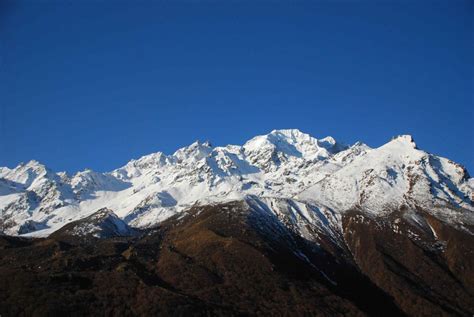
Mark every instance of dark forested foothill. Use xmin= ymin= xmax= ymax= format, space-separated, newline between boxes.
xmin=1 ymin=202 xmax=473 ymax=316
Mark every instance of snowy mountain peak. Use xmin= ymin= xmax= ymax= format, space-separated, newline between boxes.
xmin=269 ymin=128 xmax=310 ymax=139
xmin=299 ymin=133 xmax=473 ymax=223
xmin=387 ymin=134 xmax=417 ymax=148
xmin=173 ymin=140 xmax=213 ymax=162
xmin=112 ymin=152 xmax=168 ymax=180
xmin=244 ymin=129 xmax=347 ymax=161
xmin=24 ymin=160 xmax=44 ymax=168
xmin=1 ymin=129 xmax=472 ymax=237
xmin=352 ymin=141 xmax=368 ymax=148
xmin=21 ymin=160 xmax=48 ymax=174
xmin=0 ymin=159 xmax=54 ymax=189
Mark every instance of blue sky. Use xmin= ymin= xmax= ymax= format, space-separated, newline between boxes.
xmin=1 ymin=0 xmax=472 ymax=173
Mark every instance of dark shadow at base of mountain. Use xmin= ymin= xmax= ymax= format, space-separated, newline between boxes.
xmin=0 ymin=201 xmax=473 ymax=316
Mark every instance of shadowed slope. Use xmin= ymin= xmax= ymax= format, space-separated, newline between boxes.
xmin=0 ymin=201 xmax=404 ymax=316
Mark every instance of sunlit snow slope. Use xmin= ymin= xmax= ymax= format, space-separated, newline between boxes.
xmin=0 ymin=129 xmax=472 ymax=236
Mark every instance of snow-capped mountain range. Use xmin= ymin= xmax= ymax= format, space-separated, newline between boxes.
xmin=1 ymin=129 xmax=473 ymax=237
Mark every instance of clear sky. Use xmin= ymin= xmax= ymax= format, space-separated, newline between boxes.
xmin=1 ymin=0 xmax=472 ymax=173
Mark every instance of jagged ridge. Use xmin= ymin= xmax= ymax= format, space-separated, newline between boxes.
xmin=0 ymin=129 xmax=472 ymax=237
